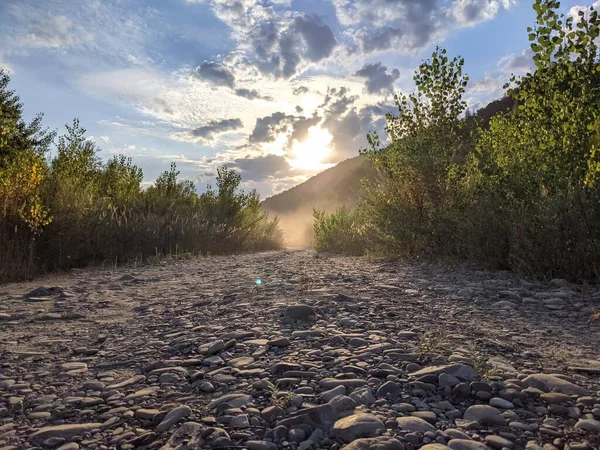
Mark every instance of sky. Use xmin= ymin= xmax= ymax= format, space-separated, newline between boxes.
xmin=0 ymin=0 xmax=597 ymax=197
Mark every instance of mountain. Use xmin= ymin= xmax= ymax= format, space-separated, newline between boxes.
xmin=261 ymin=155 xmax=376 ymax=247
xmin=262 ymin=155 xmax=375 ymax=214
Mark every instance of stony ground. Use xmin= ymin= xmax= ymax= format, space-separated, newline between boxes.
xmin=1 ymin=250 xmax=600 ymax=450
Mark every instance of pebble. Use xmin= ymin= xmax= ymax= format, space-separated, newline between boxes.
xmin=1 ymin=251 xmax=598 ymax=450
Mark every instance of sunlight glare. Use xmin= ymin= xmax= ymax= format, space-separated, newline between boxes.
xmin=289 ymin=126 xmax=333 ymax=171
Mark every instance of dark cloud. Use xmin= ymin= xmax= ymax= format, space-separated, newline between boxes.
xmin=355 ymin=62 xmax=400 ymax=94
xmin=288 ymin=114 xmax=321 ymax=147
xmin=354 ymin=26 xmax=405 ymax=53
xmin=235 ymin=88 xmax=273 ymax=101
xmin=334 ymin=0 xmax=508 ymax=54
xmin=293 ymin=86 xmax=309 ymax=95
xmin=232 ymin=154 xmax=292 ymax=181
xmin=320 ymin=87 xmax=358 ymax=116
xmin=252 ymin=13 xmax=337 ymax=78
xmin=337 ymin=0 xmax=440 ymax=53
xmin=192 ymin=118 xmax=243 ymax=140
xmin=319 ymin=89 xmax=395 ymax=162
xmin=249 ymin=112 xmax=295 ymax=143
xmin=195 ymin=61 xmax=235 ymax=88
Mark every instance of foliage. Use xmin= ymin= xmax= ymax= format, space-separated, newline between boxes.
xmin=314 ymin=1 xmax=600 ymax=283
xmin=313 ymin=207 xmax=366 ymax=255
xmin=0 ymin=71 xmax=282 ymax=282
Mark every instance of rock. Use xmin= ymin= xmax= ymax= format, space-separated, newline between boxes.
xmin=420 ymin=445 xmax=452 ymax=450
xmin=574 ymin=419 xmax=600 ymax=433
xmin=228 ymin=356 xmax=255 ymax=368
xmin=247 ymin=441 xmax=279 ymax=450
xmin=376 ymin=381 xmax=402 ymax=398
xmin=160 ymin=422 xmax=203 ymax=450
xmin=320 ymin=378 xmax=367 ymax=390
xmin=396 ymin=416 xmax=436 ymax=433
xmin=332 ymin=414 xmax=386 ymax=443
xmin=268 ymin=336 xmax=291 ymax=346
xmin=207 ymin=394 xmax=253 ymax=409
xmin=277 ymin=404 xmax=337 ymax=430
xmin=463 ymin=405 xmax=505 ymax=425
xmin=285 ymin=304 xmax=315 ymax=321
xmin=28 ymin=423 xmax=103 ymax=444
xmin=409 ymin=364 xmax=476 ymax=381
xmin=329 ymin=395 xmax=358 ymax=415
xmin=349 ymin=387 xmax=376 ymax=407
xmin=207 ymin=340 xmax=225 ymax=354
xmin=156 ymin=405 xmax=192 ymax=433
xmin=342 ymin=436 xmax=405 ymax=450
xmin=262 ymin=405 xmax=285 ymax=423
xmin=485 ymin=435 xmax=514 ymax=449
xmin=489 ymin=397 xmax=514 ymax=409
xmin=447 ymin=439 xmax=488 ymax=450
xmin=491 ymin=301 xmax=517 ymax=309
xmin=540 ymin=393 xmax=572 ymax=405
xmin=321 ymin=385 xmax=346 ymax=401
xmin=521 ymin=373 xmax=589 ymax=396
xmin=57 ymin=444 xmax=79 ymax=450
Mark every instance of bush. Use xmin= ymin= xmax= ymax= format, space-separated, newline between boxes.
xmin=313 ymin=207 xmax=366 ymax=255
xmin=315 ymin=0 xmax=600 ymax=284
xmin=0 ymin=71 xmax=282 ymax=282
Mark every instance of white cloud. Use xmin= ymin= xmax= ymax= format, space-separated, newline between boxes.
xmin=449 ymin=0 xmax=515 ymax=27
xmin=497 ymin=48 xmax=533 ymax=74
xmin=19 ymin=15 xmax=93 ymax=49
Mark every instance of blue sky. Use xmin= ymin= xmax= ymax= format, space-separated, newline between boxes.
xmin=0 ymin=0 xmax=596 ymax=196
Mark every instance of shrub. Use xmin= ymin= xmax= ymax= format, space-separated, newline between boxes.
xmin=315 ymin=1 xmax=600 ymax=283
xmin=313 ymin=207 xmax=366 ymax=255
xmin=0 ymin=71 xmax=282 ymax=282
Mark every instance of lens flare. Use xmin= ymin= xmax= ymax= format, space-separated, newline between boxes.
xmin=256 ymin=279 xmax=262 ymax=286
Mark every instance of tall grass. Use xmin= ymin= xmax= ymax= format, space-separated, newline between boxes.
xmin=0 ymin=74 xmax=282 ymax=283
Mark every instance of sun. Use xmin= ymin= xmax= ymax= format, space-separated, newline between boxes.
xmin=289 ymin=126 xmax=333 ymax=171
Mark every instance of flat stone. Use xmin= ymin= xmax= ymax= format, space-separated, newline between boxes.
xmin=448 ymin=440 xmax=488 ymax=450
xmin=489 ymin=397 xmax=514 ymax=409
xmin=463 ymin=405 xmax=505 ymax=425
xmin=521 ymin=373 xmax=589 ymax=396
xmin=342 ymin=436 xmax=405 ymax=450
xmin=228 ymin=357 xmax=254 ymax=368
xmin=28 ymin=423 xmax=103 ymax=444
xmin=409 ymin=364 xmax=476 ymax=381
xmin=574 ymin=419 xmax=600 ymax=433
xmin=485 ymin=435 xmax=514 ymax=449
xmin=207 ymin=394 xmax=253 ymax=409
xmin=156 ymin=405 xmax=192 ymax=433
xmin=332 ymin=414 xmax=385 ymax=443
xmin=285 ymin=304 xmax=315 ymax=321
xmin=320 ymin=378 xmax=367 ymax=389
xmin=396 ymin=416 xmax=436 ymax=433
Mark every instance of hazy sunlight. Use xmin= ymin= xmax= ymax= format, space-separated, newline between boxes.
xmin=289 ymin=126 xmax=333 ymax=171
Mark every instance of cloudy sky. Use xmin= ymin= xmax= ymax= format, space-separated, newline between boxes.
xmin=0 ymin=0 xmax=595 ymax=197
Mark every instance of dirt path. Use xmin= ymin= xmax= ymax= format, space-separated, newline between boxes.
xmin=1 ymin=251 xmax=599 ymax=450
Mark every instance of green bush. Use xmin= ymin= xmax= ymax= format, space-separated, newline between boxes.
xmin=315 ymin=0 xmax=600 ymax=284
xmin=0 ymin=71 xmax=282 ymax=282
xmin=313 ymin=207 xmax=366 ymax=255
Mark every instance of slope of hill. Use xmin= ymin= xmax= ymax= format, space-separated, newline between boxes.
xmin=261 ymin=156 xmax=376 ymax=247
xmin=262 ymin=155 xmax=375 ymax=214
